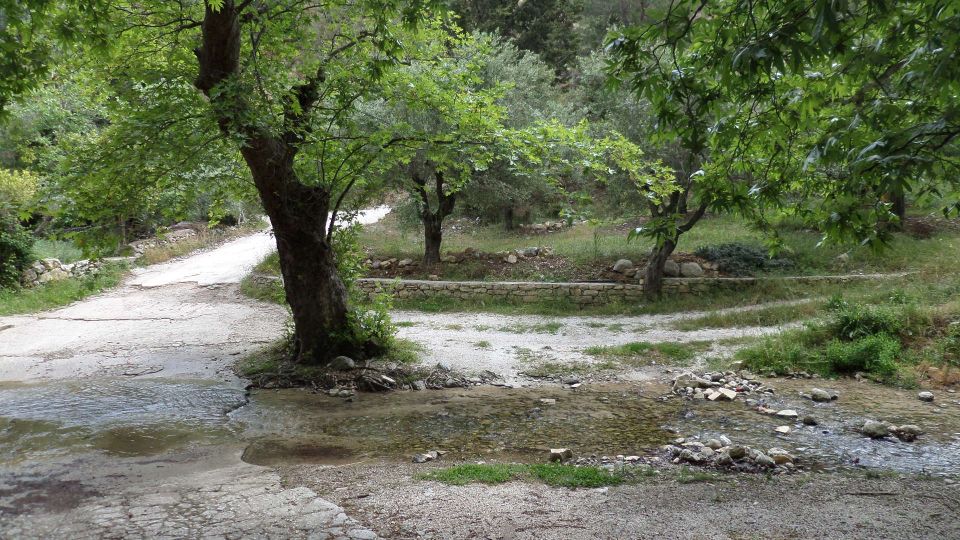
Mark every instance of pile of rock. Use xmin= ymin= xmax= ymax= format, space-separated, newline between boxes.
xmin=609 ymin=258 xmax=707 ymax=279
xmin=860 ymin=420 xmax=923 ymax=442
xmin=519 ymin=221 xmax=568 ymax=234
xmin=128 ymin=227 xmax=198 ymax=256
xmin=671 ymin=370 xmax=774 ymax=400
xmin=664 ymin=437 xmax=797 ymax=472
xmin=20 ymin=258 xmax=103 ymax=288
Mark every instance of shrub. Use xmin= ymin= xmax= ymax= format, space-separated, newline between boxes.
xmin=694 ymin=243 xmax=792 ymax=277
xmin=825 ymin=333 xmax=901 ymax=379
xmin=830 ymin=303 xmax=905 ymax=340
xmin=0 ymin=168 xmax=39 ymax=212
xmin=0 ymin=208 xmax=33 ymax=288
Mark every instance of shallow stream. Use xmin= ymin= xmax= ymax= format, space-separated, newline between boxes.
xmin=1 ymin=377 xmax=958 ymax=477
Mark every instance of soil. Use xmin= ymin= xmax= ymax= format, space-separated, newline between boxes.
xmin=282 ymin=461 xmax=960 ymax=540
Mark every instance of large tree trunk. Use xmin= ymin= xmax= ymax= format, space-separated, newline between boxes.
xmin=642 ymin=238 xmax=677 ymax=301
xmin=423 ymin=212 xmax=443 ymax=266
xmin=240 ymin=137 xmax=370 ymax=364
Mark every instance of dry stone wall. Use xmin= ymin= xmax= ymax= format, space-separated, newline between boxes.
xmin=355 ymin=273 xmax=901 ymax=305
xmin=21 ymin=258 xmax=103 ymax=288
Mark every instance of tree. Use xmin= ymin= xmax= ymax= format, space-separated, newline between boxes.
xmin=607 ymin=0 xmax=960 ymax=298
xmin=0 ymin=0 xmax=110 ymax=117
xmin=447 ymin=0 xmax=583 ymax=74
xmin=372 ymin=30 xmax=507 ymax=265
xmin=96 ymin=0 xmax=440 ymax=364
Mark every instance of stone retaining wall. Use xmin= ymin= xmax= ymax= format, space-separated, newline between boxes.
xmin=354 ymin=273 xmax=906 ymax=305
xmin=21 ymin=258 xmax=103 ymax=288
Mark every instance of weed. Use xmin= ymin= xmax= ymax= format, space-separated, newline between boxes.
xmin=417 ymin=464 xmax=525 ymax=486
xmin=475 ymin=340 xmax=492 ymax=348
xmin=0 ymin=262 xmax=126 ymax=316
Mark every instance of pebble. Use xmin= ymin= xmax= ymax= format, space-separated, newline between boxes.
xmin=776 ymin=409 xmax=799 ymax=418
xmin=918 ymin=391 xmax=935 ymax=402
xmin=802 ymin=415 xmax=819 ymax=426
xmin=775 ymin=425 xmax=792 ymax=434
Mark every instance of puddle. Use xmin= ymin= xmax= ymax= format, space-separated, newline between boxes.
xmin=234 ymin=386 xmax=680 ymax=464
xmin=0 ymin=378 xmax=246 ymax=463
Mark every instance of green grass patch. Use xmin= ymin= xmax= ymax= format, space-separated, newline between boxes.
xmin=584 ymin=341 xmax=711 ymax=366
xmin=0 ymin=262 xmax=126 ymax=316
xmin=529 ymin=463 xmax=624 ymax=488
xmin=475 ymin=340 xmax=491 ymax=348
xmin=670 ymin=301 xmax=822 ymax=331
xmin=418 ymin=463 xmax=623 ymax=488
xmin=736 ymin=288 xmax=958 ymax=384
xmin=417 ymin=464 xmax=526 ymax=485
xmin=32 ymin=239 xmax=85 ymax=263
xmin=497 ymin=321 xmax=564 ymax=334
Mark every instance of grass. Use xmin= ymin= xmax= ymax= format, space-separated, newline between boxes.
xmin=0 ymin=262 xmax=127 ymax=316
xmin=417 ymin=463 xmax=624 ymax=488
xmin=497 ymin=321 xmax=564 ymax=334
xmin=475 ymin=340 xmax=492 ymax=348
xmin=735 ymin=281 xmax=960 ymax=384
xmin=584 ymin=341 xmax=712 ymax=366
xmin=360 ymin=211 xmax=960 ymax=278
xmin=669 ymin=301 xmax=822 ymax=331
xmin=32 ymin=239 xmax=85 ymax=263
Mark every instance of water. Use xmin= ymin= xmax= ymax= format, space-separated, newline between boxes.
xmin=0 ymin=378 xmax=245 ymax=463
xmin=1 ymin=377 xmax=958 ymax=477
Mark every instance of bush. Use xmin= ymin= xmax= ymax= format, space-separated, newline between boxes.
xmin=0 ymin=208 xmax=33 ymax=288
xmin=694 ymin=243 xmax=792 ymax=277
xmin=0 ymin=168 xmax=39 ymax=211
xmin=825 ymin=333 xmax=901 ymax=379
xmin=828 ymin=302 xmax=926 ymax=340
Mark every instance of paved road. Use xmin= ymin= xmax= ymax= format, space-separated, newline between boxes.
xmin=0 ymin=209 xmax=389 ymax=539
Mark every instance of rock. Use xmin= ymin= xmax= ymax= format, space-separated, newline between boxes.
xmin=427 ymin=274 xmax=440 ymax=280
xmin=861 ymin=420 xmax=889 ymax=439
xmin=337 ymin=389 xmax=353 ymax=398
xmin=774 ymin=425 xmax=792 ymax=435
xmin=810 ymin=388 xmax=832 ymax=402
xmin=412 ymin=380 xmax=427 ymax=391
xmin=440 ymin=255 xmax=458 ymax=264
xmin=802 ymin=415 xmax=819 ymax=426
xmin=894 ymin=424 xmax=922 ymax=442
xmin=767 ymin=448 xmax=794 ymax=465
xmin=719 ymin=435 xmax=732 ymax=446
xmin=700 ymin=447 xmax=715 ymax=458
xmin=539 ymin=398 xmax=557 ymax=405
xmin=663 ymin=260 xmax=681 ymax=277
xmin=727 ymin=446 xmax=747 ymax=460
xmin=328 ymin=356 xmax=356 ymax=370
xmin=754 ymin=453 xmax=776 ymax=468
xmin=412 ymin=453 xmax=435 ymax=463
xmin=41 ymin=258 xmax=61 ymax=270
xmin=679 ymin=262 xmax=704 ymax=277
xmin=679 ymin=449 xmax=704 ymax=463
xmin=705 ymin=439 xmax=723 ymax=450
xmin=371 ymin=261 xmax=382 ymax=269
xmin=398 ymin=258 xmax=414 ymax=268
xmin=717 ymin=388 xmax=737 ymax=400
xmin=379 ymin=260 xmax=392 ymax=269
xmin=549 ymin=448 xmax=573 ymax=463
xmin=775 ymin=409 xmax=799 ymax=419
xmin=716 ymin=452 xmax=733 ymax=466
xmin=562 ymin=376 xmax=581 ymax=385
xmin=673 ymin=372 xmax=712 ymax=390
xmin=612 ymin=259 xmax=634 ymax=273
xmin=918 ymin=391 xmax=935 ymax=402
xmin=21 ymin=268 xmax=37 ymax=283
xmin=505 ymin=254 xmax=518 ymax=264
